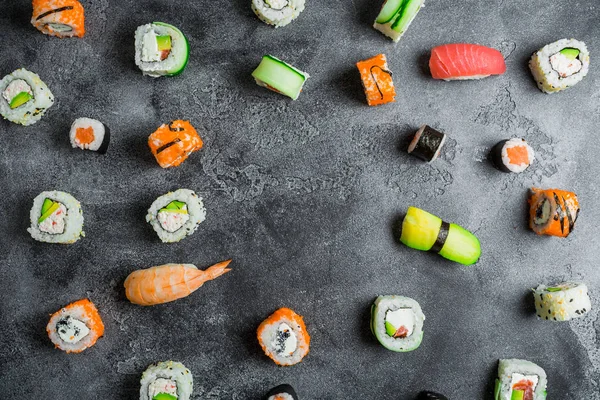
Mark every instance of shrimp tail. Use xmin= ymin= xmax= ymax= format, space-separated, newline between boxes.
xmin=204 ymin=259 xmax=232 ymax=280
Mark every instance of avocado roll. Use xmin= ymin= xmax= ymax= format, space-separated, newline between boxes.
xmin=0 ymin=68 xmax=54 ymax=126
xmin=400 ymin=206 xmax=481 ymax=265
xmin=46 ymin=298 xmax=104 ymax=353
xmin=252 ymin=55 xmax=309 ymax=100
xmin=252 ymin=0 xmax=305 ymax=27
xmin=529 ymin=39 xmax=589 ymax=93
xmin=264 ymin=384 xmax=299 ymax=400
xmin=370 ymin=295 xmax=425 ymax=352
xmin=490 ymin=138 xmax=535 ymax=173
xmin=373 ymin=0 xmax=424 ymax=42
xmin=146 ymin=189 xmax=206 ymax=243
xmin=417 ymin=392 xmax=448 ymax=400
xmin=534 ymin=282 xmax=591 ymax=321
xmin=528 ymin=188 xmax=579 ymax=238
xmin=495 ymin=359 xmax=547 ymax=400
xmin=69 ymin=117 xmax=110 ymax=154
xmin=408 ymin=125 xmax=446 ymax=163
xmin=135 ymin=22 xmax=189 ymax=77
xmin=28 ymin=191 xmax=84 ymax=244
xmin=140 ymin=361 xmax=193 ymax=400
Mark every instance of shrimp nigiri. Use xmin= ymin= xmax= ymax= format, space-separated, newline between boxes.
xmin=124 ymin=260 xmax=231 ymax=306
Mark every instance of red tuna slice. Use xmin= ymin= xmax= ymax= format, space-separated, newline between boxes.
xmin=429 ymin=43 xmax=506 ymax=80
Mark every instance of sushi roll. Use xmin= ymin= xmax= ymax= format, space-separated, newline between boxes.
xmin=148 ymin=120 xmax=203 ymax=168
xmin=31 ymin=0 xmax=85 ymax=38
xmin=429 ymin=44 xmax=506 ymax=81
xmin=356 ymin=54 xmax=395 ymax=106
xmin=257 ymin=307 xmax=310 ymax=366
xmin=252 ymin=55 xmax=309 ymax=100
xmin=264 ymin=384 xmax=299 ymax=400
xmin=46 ymin=298 xmax=104 ymax=353
xmin=529 ymin=188 xmax=579 ymax=238
xmin=69 ymin=117 xmax=110 ymax=154
xmin=0 ymin=68 xmax=54 ymax=126
xmin=416 ymin=392 xmax=448 ymax=400
xmin=529 ymin=39 xmax=589 ymax=93
xmin=135 ymin=22 xmax=190 ymax=77
xmin=533 ymin=282 xmax=591 ymax=321
xmin=373 ymin=0 xmax=424 ymax=42
xmin=140 ymin=361 xmax=193 ymax=400
xmin=490 ymin=138 xmax=535 ymax=173
xmin=146 ymin=189 xmax=206 ymax=243
xmin=370 ymin=295 xmax=425 ymax=352
xmin=494 ymin=359 xmax=547 ymax=400
xmin=252 ymin=0 xmax=305 ymax=28
xmin=399 ymin=206 xmax=481 ymax=266
xmin=28 ymin=191 xmax=84 ymax=244
xmin=408 ymin=125 xmax=446 ymax=163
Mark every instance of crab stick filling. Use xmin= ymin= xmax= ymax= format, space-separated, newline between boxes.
xmin=38 ymin=200 xmax=67 ymax=235
xmin=148 ymin=378 xmax=178 ymax=400
xmin=510 ymin=373 xmax=538 ymax=400
xmin=272 ymin=323 xmax=297 ymax=357
xmin=550 ymin=48 xmax=582 ymax=78
xmin=157 ymin=201 xmax=189 ymax=232
xmin=55 ymin=315 xmax=90 ymax=344
xmin=385 ymin=308 xmax=415 ymax=338
xmin=2 ymin=79 xmax=33 ymax=109
xmin=141 ymin=30 xmax=172 ymax=62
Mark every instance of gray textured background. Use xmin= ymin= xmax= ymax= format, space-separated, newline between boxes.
xmin=0 ymin=0 xmax=599 ymax=398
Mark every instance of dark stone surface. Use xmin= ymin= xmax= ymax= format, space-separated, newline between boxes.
xmin=1 ymin=0 xmax=599 ymax=398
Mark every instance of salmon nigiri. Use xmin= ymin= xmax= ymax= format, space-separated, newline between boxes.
xmin=124 ymin=260 xmax=231 ymax=306
xmin=429 ymin=43 xmax=506 ymax=81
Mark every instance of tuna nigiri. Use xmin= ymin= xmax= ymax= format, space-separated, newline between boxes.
xmin=124 ymin=260 xmax=231 ymax=306
xmin=429 ymin=43 xmax=506 ymax=81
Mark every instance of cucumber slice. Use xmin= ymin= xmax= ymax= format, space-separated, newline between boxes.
xmin=510 ymin=390 xmax=525 ymax=400
xmin=252 ymin=55 xmax=307 ymax=100
xmin=375 ymin=0 xmax=405 ymax=24
xmin=41 ymin=198 xmax=54 ymax=215
xmin=438 ymin=223 xmax=481 ymax=265
xmin=9 ymin=91 xmax=33 ymax=109
xmin=38 ymin=201 xmax=60 ymax=223
xmin=153 ymin=394 xmax=177 ymax=400
xmin=391 ymin=0 xmax=422 ymax=32
xmin=560 ymin=48 xmax=580 ymax=60
xmin=494 ymin=379 xmax=501 ymax=400
xmin=400 ymin=206 xmax=443 ymax=251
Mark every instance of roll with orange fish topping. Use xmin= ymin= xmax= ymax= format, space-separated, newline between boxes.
xmin=356 ymin=54 xmax=396 ymax=106
xmin=148 ymin=120 xmax=203 ymax=168
xmin=257 ymin=308 xmax=310 ymax=366
xmin=46 ymin=298 xmax=104 ymax=353
xmin=529 ymin=188 xmax=579 ymax=238
xmin=31 ymin=0 xmax=85 ymax=38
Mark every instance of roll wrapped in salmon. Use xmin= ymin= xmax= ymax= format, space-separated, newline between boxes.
xmin=529 ymin=188 xmax=579 ymax=238
xmin=257 ymin=308 xmax=310 ymax=366
xmin=46 ymin=298 xmax=104 ymax=353
xmin=31 ymin=0 xmax=85 ymax=38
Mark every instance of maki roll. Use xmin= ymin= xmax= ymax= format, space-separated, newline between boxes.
xmin=400 ymin=206 xmax=481 ymax=266
xmin=257 ymin=308 xmax=310 ymax=366
xmin=494 ymin=359 xmax=547 ymax=400
xmin=28 ymin=191 xmax=84 ymax=244
xmin=533 ymin=282 xmax=591 ymax=321
xmin=529 ymin=188 xmax=579 ymax=238
xmin=69 ymin=117 xmax=110 ymax=154
xmin=490 ymin=138 xmax=535 ymax=173
xmin=0 ymin=68 xmax=54 ymax=126
xmin=252 ymin=55 xmax=309 ymax=100
xmin=135 ymin=22 xmax=189 ymax=77
xmin=148 ymin=120 xmax=203 ymax=168
xmin=408 ymin=125 xmax=446 ymax=163
xmin=46 ymin=298 xmax=104 ymax=353
xmin=140 ymin=361 xmax=193 ymax=400
xmin=416 ymin=392 xmax=448 ymax=400
xmin=252 ymin=0 xmax=305 ymax=28
xmin=146 ymin=189 xmax=206 ymax=243
xmin=370 ymin=295 xmax=425 ymax=352
xmin=356 ymin=54 xmax=395 ymax=106
xmin=529 ymin=39 xmax=589 ymax=93
xmin=31 ymin=0 xmax=85 ymax=38
xmin=373 ymin=0 xmax=424 ymax=42
xmin=264 ymin=384 xmax=299 ymax=400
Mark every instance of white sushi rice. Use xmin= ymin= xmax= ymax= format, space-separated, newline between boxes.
xmin=69 ymin=117 xmax=106 ymax=151
xmin=0 ymin=68 xmax=54 ymax=126
xmin=135 ymin=23 xmax=189 ymax=77
xmin=252 ymin=0 xmax=305 ymax=27
xmin=371 ymin=295 xmax=425 ymax=352
xmin=534 ymin=282 xmax=591 ymax=321
xmin=258 ymin=316 xmax=309 ymax=366
xmin=497 ymin=359 xmax=547 ymax=400
xmin=500 ymin=138 xmax=535 ymax=173
xmin=146 ymin=189 xmax=206 ymax=243
xmin=47 ymin=304 xmax=97 ymax=352
xmin=28 ymin=191 xmax=84 ymax=244
xmin=529 ymin=38 xmax=589 ymax=93
xmin=140 ymin=361 xmax=193 ymax=400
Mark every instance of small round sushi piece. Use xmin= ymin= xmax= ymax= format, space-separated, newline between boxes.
xmin=529 ymin=39 xmax=589 ymax=93
xmin=417 ymin=392 xmax=448 ymax=400
xmin=528 ymin=188 xmax=579 ymax=238
xmin=495 ymin=359 xmax=547 ymax=400
xmin=370 ymin=295 xmax=425 ymax=352
xmin=139 ymin=361 xmax=193 ymax=400
xmin=0 ymin=68 xmax=54 ymax=126
xmin=490 ymin=138 xmax=534 ymax=173
xmin=28 ymin=191 xmax=84 ymax=244
xmin=135 ymin=22 xmax=190 ymax=77
xmin=264 ymin=384 xmax=299 ymax=400
xmin=31 ymin=0 xmax=85 ymax=38
xmin=533 ymin=282 xmax=591 ymax=321
xmin=257 ymin=307 xmax=310 ymax=366
xmin=408 ymin=125 xmax=447 ymax=163
xmin=69 ymin=117 xmax=110 ymax=154
xmin=146 ymin=189 xmax=206 ymax=243
xmin=252 ymin=0 xmax=305 ymax=28
xmin=148 ymin=120 xmax=203 ymax=168
xmin=46 ymin=298 xmax=104 ymax=353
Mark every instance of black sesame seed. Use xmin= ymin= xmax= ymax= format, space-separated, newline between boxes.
xmin=548 ymin=309 xmax=551 ymax=314
xmin=545 ymin=316 xmax=549 ymax=320
xmin=554 ymin=317 xmax=557 ymax=320
xmin=570 ymin=299 xmax=574 ymax=302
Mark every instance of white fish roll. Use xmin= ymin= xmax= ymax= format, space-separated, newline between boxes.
xmin=529 ymin=39 xmax=589 ymax=93
xmin=0 ymin=68 xmax=54 ymax=126
xmin=146 ymin=189 xmax=206 ymax=243
xmin=28 ymin=191 xmax=84 ymax=244
xmin=533 ymin=282 xmax=591 ymax=321
xmin=251 ymin=0 xmax=305 ymax=27
xmin=140 ymin=361 xmax=193 ymax=400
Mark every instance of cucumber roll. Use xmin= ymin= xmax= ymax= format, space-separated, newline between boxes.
xmin=146 ymin=189 xmax=206 ymax=243
xmin=140 ymin=361 xmax=193 ymax=400
xmin=408 ymin=125 xmax=447 ymax=163
xmin=533 ymin=282 xmax=591 ymax=321
xmin=400 ymin=206 xmax=481 ymax=266
xmin=370 ymin=295 xmax=425 ymax=352
xmin=373 ymin=0 xmax=425 ymax=42
xmin=28 ymin=191 xmax=84 ymax=244
xmin=495 ymin=359 xmax=547 ymax=400
xmin=135 ymin=22 xmax=189 ymax=77
xmin=0 ymin=68 xmax=54 ymax=126
xmin=529 ymin=39 xmax=589 ymax=93
xmin=252 ymin=0 xmax=305 ymax=28
xmin=252 ymin=55 xmax=309 ymax=100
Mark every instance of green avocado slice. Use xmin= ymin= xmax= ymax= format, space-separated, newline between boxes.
xmin=156 ymin=35 xmax=172 ymax=51
xmin=160 ymin=200 xmax=187 ymax=213
xmin=510 ymin=390 xmax=525 ymax=400
xmin=391 ymin=0 xmax=422 ymax=32
xmin=153 ymin=394 xmax=177 ymax=400
xmin=545 ymin=287 xmax=563 ymax=292
xmin=560 ymin=48 xmax=580 ymax=60
xmin=375 ymin=0 xmax=405 ymax=24
xmin=9 ymin=92 xmax=33 ymax=109
xmin=39 ymin=201 xmax=60 ymax=223
xmin=41 ymin=198 xmax=54 ymax=215
xmin=385 ymin=321 xmax=397 ymax=337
